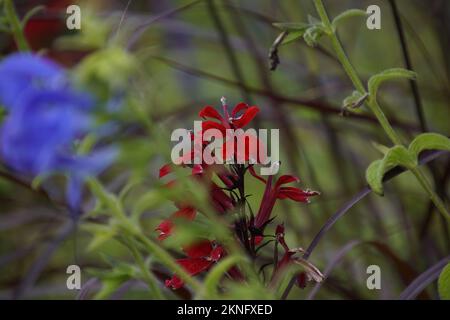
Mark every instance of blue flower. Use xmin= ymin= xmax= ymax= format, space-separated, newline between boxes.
xmin=0 ymin=53 xmax=117 ymax=215
xmin=0 ymin=53 xmax=65 ymax=110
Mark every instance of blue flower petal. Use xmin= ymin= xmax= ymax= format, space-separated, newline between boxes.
xmin=0 ymin=53 xmax=65 ymax=109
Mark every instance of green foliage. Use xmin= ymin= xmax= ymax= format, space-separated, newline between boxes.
xmin=272 ymin=22 xmax=310 ymax=32
xmin=366 ymin=146 xmax=416 ymax=195
xmin=331 ymin=9 xmax=367 ymax=30
xmin=272 ymin=16 xmax=329 ymax=48
xmin=303 ymin=25 xmax=326 ymax=47
xmin=90 ymin=256 xmax=138 ymax=299
xmin=82 ymin=223 xmax=118 ymax=251
xmin=409 ymin=133 xmax=450 ymax=157
xmin=438 ymin=263 xmax=450 ymax=300
xmin=75 ymin=48 xmax=136 ymax=101
xmin=203 ymin=255 xmax=245 ymax=298
xmin=366 ymin=133 xmax=450 ymax=194
xmin=342 ymin=90 xmax=367 ymax=113
xmin=55 ymin=10 xmax=111 ymax=50
xmin=368 ymin=68 xmax=417 ymax=103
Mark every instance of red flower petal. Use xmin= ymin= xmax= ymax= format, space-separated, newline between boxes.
xmin=275 ymin=175 xmax=300 ymax=189
xmin=155 ymin=219 xmax=174 ymax=241
xmin=173 ymin=207 xmax=196 ymax=220
xmin=199 ymin=106 xmax=223 ymax=121
xmin=248 ymin=165 xmax=267 ymax=184
xmin=177 ymin=258 xmax=213 ymax=275
xmin=231 ymin=102 xmax=249 ymax=117
xmin=183 ymin=240 xmax=213 ymax=258
xmin=156 ymin=207 xmax=196 ymax=240
xmin=277 ymin=187 xmax=319 ymax=202
xmin=217 ymin=171 xmax=236 ymax=188
xmin=159 ymin=164 xmax=172 ymax=178
xmin=231 ymin=106 xmax=259 ymax=128
xmin=210 ymin=246 xmax=224 ymax=261
xmin=202 ymin=120 xmax=226 ymax=135
xmin=165 ymin=275 xmax=184 ymax=289
xmin=192 ymin=164 xmax=204 ymax=175
xmin=275 ymin=224 xmax=285 ymax=236
xmin=211 ymin=186 xmax=234 ymax=212
xmin=254 ymin=235 xmax=264 ymax=245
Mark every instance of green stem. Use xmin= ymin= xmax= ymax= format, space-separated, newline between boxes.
xmin=87 ymin=178 xmax=203 ymax=294
xmin=411 ymin=168 xmax=449 ymax=221
xmin=4 ymin=0 xmax=30 ymax=51
xmin=127 ymin=238 xmax=165 ymax=299
xmin=371 ymin=100 xmax=402 ymax=145
xmin=135 ymin=233 xmax=203 ymax=293
xmin=314 ymin=0 xmax=400 ymax=144
xmin=313 ymin=0 xmax=449 ymax=219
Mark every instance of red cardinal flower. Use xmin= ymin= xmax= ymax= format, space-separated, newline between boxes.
xmin=249 ymin=167 xmax=319 ymax=232
xmin=155 ymin=206 xmax=196 ymax=241
xmin=199 ymin=102 xmax=259 ymax=130
xmin=165 ymin=240 xmax=224 ymax=289
xmin=156 ymin=99 xmax=322 ymax=291
xmin=199 ymin=101 xmax=265 ymax=163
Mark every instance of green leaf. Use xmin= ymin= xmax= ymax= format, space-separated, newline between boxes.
xmin=303 ymin=25 xmax=326 ymax=47
xmin=131 ymin=190 xmax=165 ymax=221
xmin=366 ymin=160 xmax=383 ymax=194
xmin=75 ymin=47 xmax=136 ymax=101
xmin=272 ymin=22 xmax=310 ymax=31
xmin=82 ymin=223 xmax=117 ymax=251
xmin=342 ymin=90 xmax=367 ymax=113
xmin=332 ymin=9 xmax=367 ymax=29
xmin=272 ymin=23 xmax=310 ymax=46
xmin=371 ymin=142 xmax=390 ymax=155
xmin=281 ymin=30 xmax=306 ymax=45
xmin=368 ymin=68 xmax=416 ymax=101
xmin=31 ymin=173 xmax=50 ymax=190
xmin=93 ymin=276 xmax=129 ymax=300
xmin=307 ymin=15 xmax=321 ymax=25
xmin=203 ymin=255 xmax=245 ymax=297
xmin=366 ymin=146 xmax=417 ymax=195
xmin=408 ymin=133 xmax=450 ymax=158
xmin=438 ymin=262 xmax=450 ymax=300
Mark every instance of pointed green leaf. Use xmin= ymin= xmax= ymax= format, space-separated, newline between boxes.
xmin=281 ymin=30 xmax=306 ymax=45
xmin=366 ymin=146 xmax=417 ymax=195
xmin=82 ymin=224 xmax=117 ymax=251
xmin=368 ymin=68 xmax=416 ymax=101
xmin=303 ymin=25 xmax=326 ymax=47
xmin=366 ymin=160 xmax=383 ymax=195
xmin=272 ymin=22 xmax=310 ymax=31
xmin=203 ymin=255 xmax=245 ymax=297
xmin=332 ymin=9 xmax=367 ymax=29
xmin=409 ymin=133 xmax=450 ymax=158
xmin=371 ymin=142 xmax=390 ymax=155
xmin=93 ymin=277 xmax=129 ymax=300
xmin=438 ymin=262 xmax=450 ymax=300
xmin=131 ymin=190 xmax=164 ymax=221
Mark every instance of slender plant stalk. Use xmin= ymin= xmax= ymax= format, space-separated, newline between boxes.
xmin=135 ymin=233 xmax=203 ymax=293
xmin=127 ymin=238 xmax=164 ymax=299
xmin=411 ymin=168 xmax=449 ymax=219
xmin=313 ymin=0 xmax=449 ymax=220
xmin=87 ymin=179 xmax=203 ymax=294
xmin=3 ymin=0 xmax=30 ymax=51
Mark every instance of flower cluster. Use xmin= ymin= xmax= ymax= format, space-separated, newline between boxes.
xmin=0 ymin=53 xmax=116 ymax=214
xmin=157 ymin=99 xmax=321 ymax=290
